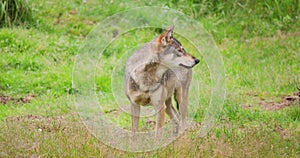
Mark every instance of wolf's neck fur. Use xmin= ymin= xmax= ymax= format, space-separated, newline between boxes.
xmin=132 ymin=61 xmax=168 ymax=92
xmin=144 ymin=62 xmax=168 ymax=81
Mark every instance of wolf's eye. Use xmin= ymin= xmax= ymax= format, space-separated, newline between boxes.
xmin=175 ymin=50 xmax=182 ymax=57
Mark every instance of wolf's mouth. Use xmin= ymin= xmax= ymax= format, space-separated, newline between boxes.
xmin=179 ymin=63 xmax=193 ymax=69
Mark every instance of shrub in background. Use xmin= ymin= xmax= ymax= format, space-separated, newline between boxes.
xmin=0 ymin=0 xmax=33 ymax=27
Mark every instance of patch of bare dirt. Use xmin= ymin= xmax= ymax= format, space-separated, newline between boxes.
xmin=0 ymin=95 xmax=35 ymax=105
xmin=241 ymin=104 xmax=254 ymax=109
xmin=259 ymin=89 xmax=300 ymax=111
xmin=242 ymin=89 xmax=300 ymax=110
xmin=0 ymin=96 xmax=14 ymax=104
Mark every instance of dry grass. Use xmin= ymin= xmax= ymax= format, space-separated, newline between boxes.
xmin=0 ymin=113 xmax=299 ymax=157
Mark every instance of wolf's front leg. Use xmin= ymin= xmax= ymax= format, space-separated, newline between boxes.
xmin=150 ymin=86 xmax=167 ymax=138
xmin=155 ymin=103 xmax=166 ymax=138
xmin=179 ymin=88 xmax=189 ymax=131
xmin=131 ymin=103 xmax=140 ymax=133
xmin=165 ymin=98 xmax=180 ymax=135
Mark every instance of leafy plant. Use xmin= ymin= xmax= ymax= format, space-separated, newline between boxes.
xmin=0 ymin=0 xmax=33 ymax=27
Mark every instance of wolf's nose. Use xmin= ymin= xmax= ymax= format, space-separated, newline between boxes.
xmin=195 ymin=59 xmax=200 ymax=64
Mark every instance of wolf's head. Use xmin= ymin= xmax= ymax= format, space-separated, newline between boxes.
xmin=155 ymin=25 xmax=199 ymax=69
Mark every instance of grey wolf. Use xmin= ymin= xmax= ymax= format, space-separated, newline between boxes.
xmin=124 ymin=25 xmax=199 ymax=137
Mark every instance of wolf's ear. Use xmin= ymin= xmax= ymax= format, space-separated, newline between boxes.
xmin=157 ymin=25 xmax=174 ymax=45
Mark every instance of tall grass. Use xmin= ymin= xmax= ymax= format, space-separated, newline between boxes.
xmin=187 ymin=0 xmax=299 ymax=20
xmin=175 ymin=0 xmax=299 ymax=41
xmin=0 ymin=0 xmax=33 ymax=27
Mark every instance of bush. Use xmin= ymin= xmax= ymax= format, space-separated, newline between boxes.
xmin=0 ymin=0 xmax=33 ymax=27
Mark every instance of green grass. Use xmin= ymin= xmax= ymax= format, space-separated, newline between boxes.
xmin=0 ymin=0 xmax=299 ymax=157
xmin=0 ymin=0 xmax=33 ymax=27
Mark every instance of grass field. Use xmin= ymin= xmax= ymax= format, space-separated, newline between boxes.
xmin=0 ymin=0 xmax=299 ymax=157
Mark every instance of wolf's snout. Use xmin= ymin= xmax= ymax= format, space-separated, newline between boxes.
xmin=194 ymin=58 xmax=200 ymax=64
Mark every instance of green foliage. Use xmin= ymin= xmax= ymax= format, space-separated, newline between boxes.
xmin=170 ymin=0 xmax=299 ymax=42
xmin=0 ymin=0 xmax=33 ymax=27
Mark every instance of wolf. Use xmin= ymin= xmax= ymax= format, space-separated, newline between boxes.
xmin=124 ymin=25 xmax=199 ymax=137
